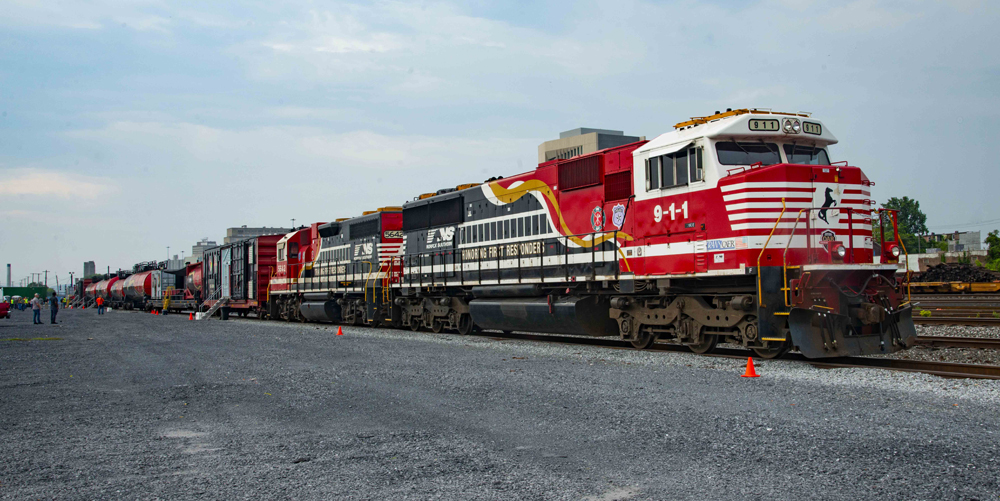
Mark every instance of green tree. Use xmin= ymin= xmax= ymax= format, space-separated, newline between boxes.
xmin=986 ymin=230 xmax=1000 ymax=261
xmin=985 ymin=230 xmax=1000 ymax=271
xmin=883 ymin=196 xmax=928 ymax=236
xmin=873 ymin=196 xmax=928 ymax=252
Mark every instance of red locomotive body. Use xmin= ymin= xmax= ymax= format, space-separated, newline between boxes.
xmin=268 ymin=210 xmax=403 ymax=323
xmin=394 ymin=109 xmax=914 ymax=358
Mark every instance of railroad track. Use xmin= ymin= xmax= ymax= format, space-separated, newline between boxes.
xmin=914 ymin=317 xmax=1000 ymax=327
xmin=470 ymin=330 xmax=1000 ymax=380
xmin=910 ymin=296 xmax=1000 ymax=326
xmin=915 ymin=335 xmax=1000 ymax=350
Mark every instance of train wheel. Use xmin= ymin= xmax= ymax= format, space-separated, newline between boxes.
xmin=753 ymin=342 xmax=790 ymax=359
xmin=409 ymin=316 xmax=421 ymax=332
xmin=687 ymin=334 xmax=719 ymax=354
xmin=431 ymin=320 xmax=444 ymax=333
xmin=457 ymin=314 xmax=474 ymax=335
xmin=630 ymin=328 xmax=656 ymax=350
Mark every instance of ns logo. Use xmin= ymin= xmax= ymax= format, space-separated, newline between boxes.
xmin=426 ymin=227 xmax=456 ymax=248
xmin=353 ymin=242 xmax=374 ymax=258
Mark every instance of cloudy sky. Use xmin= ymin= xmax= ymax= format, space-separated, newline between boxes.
xmin=1 ymin=0 xmax=997 ymax=285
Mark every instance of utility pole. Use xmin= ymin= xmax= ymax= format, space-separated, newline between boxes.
xmin=167 ymin=246 xmax=170 ymax=260
xmin=44 ymin=270 xmax=49 ymax=287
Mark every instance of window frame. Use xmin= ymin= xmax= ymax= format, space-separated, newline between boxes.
xmin=645 ymin=144 xmax=705 ymax=193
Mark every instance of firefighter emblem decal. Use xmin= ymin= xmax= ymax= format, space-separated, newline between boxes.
xmin=611 ymin=204 xmax=626 ymax=228
xmin=591 ymin=206 xmax=605 ymax=231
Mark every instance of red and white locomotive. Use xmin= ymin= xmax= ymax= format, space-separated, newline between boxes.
xmin=254 ymin=109 xmax=917 ymax=358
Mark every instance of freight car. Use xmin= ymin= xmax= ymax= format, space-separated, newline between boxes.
xmin=200 ymin=235 xmax=282 ymax=317
xmin=258 ymin=109 xmax=915 ymax=359
xmin=148 ymin=263 xmax=203 ymax=312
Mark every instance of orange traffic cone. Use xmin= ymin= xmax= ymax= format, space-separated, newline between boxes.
xmin=336 ymin=326 xmax=343 ymax=336
xmin=189 ymin=313 xmax=194 ymax=320
xmin=742 ymin=357 xmax=760 ymax=378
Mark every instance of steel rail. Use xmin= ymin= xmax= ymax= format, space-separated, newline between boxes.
xmin=914 ymin=317 xmax=1000 ymax=327
xmin=915 ymin=335 xmax=1000 ymax=350
xmin=464 ymin=330 xmax=1000 ymax=380
xmin=226 ymin=314 xmax=1000 ymax=380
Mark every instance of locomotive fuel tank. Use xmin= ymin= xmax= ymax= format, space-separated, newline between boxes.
xmin=469 ymin=296 xmax=618 ymax=337
xmin=299 ymin=300 xmax=342 ymax=323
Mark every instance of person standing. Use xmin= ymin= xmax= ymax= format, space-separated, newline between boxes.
xmin=96 ymin=296 xmax=105 ymax=315
xmin=30 ymin=293 xmax=42 ymax=324
xmin=50 ymin=292 xmax=59 ymax=324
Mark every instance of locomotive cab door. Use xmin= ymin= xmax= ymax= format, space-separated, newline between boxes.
xmin=810 ymin=167 xmax=844 ymax=260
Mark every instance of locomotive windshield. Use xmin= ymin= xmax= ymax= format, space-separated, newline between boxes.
xmin=715 ymin=141 xmax=781 ymax=166
xmin=783 ymin=144 xmax=830 ymax=165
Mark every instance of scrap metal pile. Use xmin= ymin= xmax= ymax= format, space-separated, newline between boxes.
xmin=915 ymin=263 xmax=1000 ymax=283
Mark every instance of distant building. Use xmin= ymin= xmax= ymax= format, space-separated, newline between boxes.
xmin=538 ymin=128 xmax=643 ymax=163
xmin=166 ymin=254 xmax=185 ymax=270
xmin=919 ymin=231 xmax=982 ymax=253
xmin=191 ymin=238 xmax=218 ymax=262
xmin=223 ymin=226 xmax=292 ymax=244
xmin=83 ymin=261 xmax=96 ymax=278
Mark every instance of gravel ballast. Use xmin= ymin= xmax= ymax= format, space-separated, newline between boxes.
xmin=1 ymin=307 xmax=999 ymax=499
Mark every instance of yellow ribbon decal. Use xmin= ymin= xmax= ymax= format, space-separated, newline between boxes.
xmin=488 ymin=179 xmax=633 ymax=247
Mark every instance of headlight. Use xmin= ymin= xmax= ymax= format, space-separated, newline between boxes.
xmin=784 ymin=119 xmax=793 ymax=131
xmin=792 ymin=120 xmax=801 ymax=132
xmin=835 ymin=244 xmax=847 ymax=259
xmin=890 ymin=245 xmax=901 ymax=257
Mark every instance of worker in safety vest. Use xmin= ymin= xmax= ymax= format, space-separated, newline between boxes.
xmin=95 ymin=296 xmax=105 ymax=315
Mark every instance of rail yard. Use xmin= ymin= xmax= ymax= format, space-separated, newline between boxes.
xmin=2 ymin=307 xmax=999 ymax=499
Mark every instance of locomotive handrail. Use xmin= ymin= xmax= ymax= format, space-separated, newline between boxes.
xmin=757 ymin=198 xmax=786 ymax=309
xmin=403 ymin=230 xmax=624 ymax=287
xmin=875 ymin=208 xmax=912 ymax=307
xmin=781 ymin=207 xmax=857 ymax=307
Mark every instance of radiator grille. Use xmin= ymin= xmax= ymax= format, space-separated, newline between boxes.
xmin=558 ymin=156 xmax=601 ymax=191
xmin=604 ymin=171 xmax=632 ymax=201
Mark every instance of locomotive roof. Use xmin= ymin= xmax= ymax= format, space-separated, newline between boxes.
xmin=401 ymin=190 xmax=464 ymax=208
xmin=635 ymin=111 xmax=838 ymax=157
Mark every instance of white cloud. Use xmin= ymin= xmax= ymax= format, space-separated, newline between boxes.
xmin=0 ymin=168 xmax=117 ymax=199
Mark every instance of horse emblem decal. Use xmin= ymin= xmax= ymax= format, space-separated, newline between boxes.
xmin=817 ymin=187 xmax=837 ymax=224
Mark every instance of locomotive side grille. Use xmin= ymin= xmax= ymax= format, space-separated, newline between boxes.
xmin=403 ymin=204 xmax=429 ymax=231
xmin=349 ymin=218 xmax=380 ymax=239
xmin=429 ymin=197 xmax=463 ymax=227
xmin=558 ymin=156 xmax=601 ymax=191
xmin=604 ymin=171 xmax=632 ymax=201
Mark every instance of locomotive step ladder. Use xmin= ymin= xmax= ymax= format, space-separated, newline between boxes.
xmin=199 ymin=296 xmax=230 ymax=320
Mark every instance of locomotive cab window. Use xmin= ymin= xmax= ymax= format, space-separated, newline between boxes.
xmin=646 ymin=146 xmax=704 ymax=191
xmin=783 ymin=144 xmax=831 ymax=165
xmin=715 ymin=141 xmax=781 ymax=166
